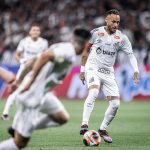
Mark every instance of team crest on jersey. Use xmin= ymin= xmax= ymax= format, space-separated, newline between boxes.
xmin=96 ymin=47 xmax=102 ymax=54
xmin=98 ymin=32 xmax=104 ymax=37
xmin=89 ymin=77 xmax=94 ymax=83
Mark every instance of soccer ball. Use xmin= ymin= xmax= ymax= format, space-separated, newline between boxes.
xmin=83 ymin=130 xmax=101 ymax=146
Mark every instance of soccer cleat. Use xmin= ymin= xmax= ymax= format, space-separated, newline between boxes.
xmin=1 ymin=114 xmax=9 ymax=121
xmin=8 ymin=126 xmax=15 ymax=137
xmin=98 ymin=129 xmax=112 ymax=143
xmin=80 ymin=124 xmax=88 ymax=135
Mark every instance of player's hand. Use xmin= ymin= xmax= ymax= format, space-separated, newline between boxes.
xmin=21 ymin=79 xmax=33 ymax=93
xmin=79 ymin=72 xmax=85 ymax=85
xmin=133 ymin=72 xmax=140 ymax=84
xmin=9 ymin=80 xmax=20 ymax=93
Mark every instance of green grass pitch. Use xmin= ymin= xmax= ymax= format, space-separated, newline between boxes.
xmin=0 ymin=99 xmax=150 ymax=150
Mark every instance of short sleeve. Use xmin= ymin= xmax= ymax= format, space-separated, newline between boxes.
xmin=51 ymin=44 xmax=66 ymax=62
xmin=16 ymin=39 xmax=24 ymax=52
xmin=89 ymin=28 xmax=98 ymax=44
xmin=43 ymin=40 xmax=48 ymax=50
xmin=120 ymin=35 xmax=133 ymax=54
xmin=51 ymin=43 xmax=75 ymax=63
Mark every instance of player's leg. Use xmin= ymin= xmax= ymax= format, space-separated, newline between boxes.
xmin=80 ymin=70 xmax=100 ymax=135
xmin=1 ymin=75 xmax=31 ymax=120
xmin=33 ymin=92 xmax=70 ymax=129
xmin=1 ymin=92 xmax=18 ymax=120
xmin=98 ymin=75 xmax=120 ymax=143
xmin=0 ymin=105 xmax=33 ymax=149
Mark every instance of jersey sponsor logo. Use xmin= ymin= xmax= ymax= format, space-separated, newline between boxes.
xmin=96 ymin=47 xmax=115 ymax=56
xmin=98 ymin=32 xmax=104 ymax=37
xmin=98 ymin=68 xmax=110 ymax=74
xmin=96 ymin=47 xmax=102 ymax=54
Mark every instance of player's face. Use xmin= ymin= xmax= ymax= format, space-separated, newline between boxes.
xmin=29 ymin=26 xmax=41 ymax=39
xmin=71 ymin=36 xmax=85 ymax=55
xmin=105 ymin=14 xmax=120 ymax=33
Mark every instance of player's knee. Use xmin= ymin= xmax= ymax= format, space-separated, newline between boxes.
xmin=60 ymin=111 xmax=70 ymax=125
xmin=111 ymin=100 xmax=120 ymax=109
xmin=14 ymin=136 xmax=29 ymax=149
xmin=88 ymin=88 xmax=99 ymax=100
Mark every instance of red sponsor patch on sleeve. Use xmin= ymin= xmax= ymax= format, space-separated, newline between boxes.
xmin=98 ymin=32 xmax=104 ymax=37
xmin=114 ymin=35 xmax=120 ymax=39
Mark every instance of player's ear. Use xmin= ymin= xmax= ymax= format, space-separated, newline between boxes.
xmin=105 ymin=16 xmax=108 ymax=24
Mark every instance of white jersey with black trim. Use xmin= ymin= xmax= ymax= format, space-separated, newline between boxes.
xmin=17 ymin=36 xmax=48 ymax=61
xmin=44 ymin=42 xmax=76 ymax=92
xmin=86 ymin=26 xmax=133 ymax=71
xmin=17 ymin=42 xmax=76 ymax=108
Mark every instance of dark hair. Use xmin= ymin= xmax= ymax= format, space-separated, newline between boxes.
xmin=106 ymin=9 xmax=120 ymax=16
xmin=30 ymin=22 xmax=41 ymax=29
xmin=73 ymin=28 xmax=91 ymax=43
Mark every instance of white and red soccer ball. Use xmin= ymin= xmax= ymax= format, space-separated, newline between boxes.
xmin=83 ymin=130 xmax=101 ymax=146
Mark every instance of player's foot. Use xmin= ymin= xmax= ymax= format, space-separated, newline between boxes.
xmin=98 ymin=129 xmax=112 ymax=143
xmin=1 ymin=114 xmax=9 ymax=121
xmin=8 ymin=126 xmax=15 ymax=137
xmin=80 ymin=124 xmax=88 ymax=135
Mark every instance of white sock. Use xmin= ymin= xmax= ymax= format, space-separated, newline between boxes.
xmin=3 ymin=91 xmax=17 ymax=115
xmin=33 ymin=114 xmax=60 ymax=129
xmin=82 ymin=89 xmax=99 ymax=125
xmin=0 ymin=138 xmax=19 ymax=150
xmin=100 ymin=100 xmax=120 ymax=130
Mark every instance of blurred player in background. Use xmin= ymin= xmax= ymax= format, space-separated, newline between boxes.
xmin=79 ymin=9 xmax=139 ymax=143
xmin=0 ymin=67 xmax=15 ymax=84
xmin=0 ymin=28 xmax=91 ymax=150
xmin=1 ymin=23 xmax=48 ymax=120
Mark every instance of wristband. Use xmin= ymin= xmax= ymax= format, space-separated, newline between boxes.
xmin=80 ymin=66 xmax=85 ymax=72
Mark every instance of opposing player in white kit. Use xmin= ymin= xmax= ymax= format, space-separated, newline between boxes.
xmin=80 ymin=9 xmax=140 ymax=143
xmin=0 ymin=28 xmax=91 ymax=150
xmin=1 ymin=24 xmax=48 ymax=120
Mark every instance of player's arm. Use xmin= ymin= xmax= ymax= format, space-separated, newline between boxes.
xmin=121 ymin=35 xmax=139 ymax=84
xmin=79 ymin=28 xmax=95 ymax=84
xmin=15 ymin=39 xmax=25 ymax=63
xmin=80 ymin=43 xmax=92 ymax=84
xmin=0 ymin=67 xmax=15 ymax=84
xmin=15 ymin=51 xmax=22 ymax=62
xmin=22 ymin=50 xmax=54 ymax=91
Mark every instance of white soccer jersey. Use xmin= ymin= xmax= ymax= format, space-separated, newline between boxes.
xmin=17 ymin=36 xmax=48 ymax=61
xmin=17 ymin=42 xmax=76 ymax=108
xmin=86 ymin=26 xmax=133 ymax=70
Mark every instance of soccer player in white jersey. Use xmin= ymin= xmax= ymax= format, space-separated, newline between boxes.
xmin=0 ymin=28 xmax=91 ymax=150
xmin=0 ymin=67 xmax=15 ymax=84
xmin=79 ymin=9 xmax=140 ymax=143
xmin=1 ymin=24 xmax=48 ymax=120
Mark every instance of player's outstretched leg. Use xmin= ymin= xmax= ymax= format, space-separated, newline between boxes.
xmin=1 ymin=92 xmax=17 ymax=120
xmin=33 ymin=110 xmax=70 ymax=130
xmin=33 ymin=92 xmax=70 ymax=130
xmin=80 ymin=88 xmax=99 ymax=135
xmin=0 ymin=131 xmax=29 ymax=150
xmin=98 ymin=97 xmax=120 ymax=143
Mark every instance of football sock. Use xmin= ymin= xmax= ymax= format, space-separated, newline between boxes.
xmin=33 ymin=114 xmax=59 ymax=129
xmin=0 ymin=138 xmax=19 ymax=150
xmin=82 ymin=89 xmax=99 ymax=125
xmin=2 ymin=92 xmax=17 ymax=115
xmin=100 ymin=99 xmax=120 ymax=130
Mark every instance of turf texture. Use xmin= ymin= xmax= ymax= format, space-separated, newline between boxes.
xmin=0 ymin=100 xmax=150 ymax=150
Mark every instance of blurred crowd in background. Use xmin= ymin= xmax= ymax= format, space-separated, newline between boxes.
xmin=0 ymin=0 xmax=150 ymax=65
